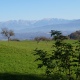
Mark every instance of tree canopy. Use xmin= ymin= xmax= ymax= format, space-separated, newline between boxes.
xmin=69 ymin=30 xmax=80 ymax=40
xmin=1 ymin=28 xmax=14 ymax=41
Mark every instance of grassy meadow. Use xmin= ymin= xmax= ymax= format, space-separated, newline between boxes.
xmin=0 ymin=40 xmax=54 ymax=80
xmin=0 ymin=40 xmax=77 ymax=80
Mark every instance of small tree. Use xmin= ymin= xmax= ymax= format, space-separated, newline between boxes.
xmin=1 ymin=28 xmax=14 ymax=41
xmin=34 ymin=30 xmax=75 ymax=80
xmin=34 ymin=30 xmax=70 ymax=79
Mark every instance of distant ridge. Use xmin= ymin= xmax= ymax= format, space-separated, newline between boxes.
xmin=0 ymin=18 xmax=80 ymax=40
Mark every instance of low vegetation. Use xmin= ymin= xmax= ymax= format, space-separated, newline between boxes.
xmin=34 ymin=36 xmax=51 ymax=43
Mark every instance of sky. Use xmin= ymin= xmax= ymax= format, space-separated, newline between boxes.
xmin=0 ymin=0 xmax=80 ymax=21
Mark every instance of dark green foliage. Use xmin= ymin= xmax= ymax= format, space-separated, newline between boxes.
xmin=74 ymin=40 xmax=80 ymax=79
xmin=34 ymin=49 xmax=55 ymax=76
xmin=10 ymin=38 xmax=20 ymax=41
xmin=0 ymin=73 xmax=47 ymax=80
xmin=34 ymin=30 xmax=80 ymax=80
xmin=51 ymin=30 xmax=74 ymax=80
xmin=50 ymin=30 xmax=67 ymax=40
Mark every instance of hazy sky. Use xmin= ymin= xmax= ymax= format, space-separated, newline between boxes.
xmin=0 ymin=0 xmax=80 ymax=21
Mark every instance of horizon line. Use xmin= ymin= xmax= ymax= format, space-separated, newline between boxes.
xmin=0 ymin=18 xmax=80 ymax=22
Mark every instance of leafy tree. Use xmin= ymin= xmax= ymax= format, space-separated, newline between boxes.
xmin=1 ymin=28 xmax=14 ymax=41
xmin=34 ymin=30 xmax=70 ymax=79
xmin=60 ymin=43 xmax=74 ymax=80
xmin=74 ymin=40 xmax=80 ymax=80
xmin=34 ymin=30 xmax=80 ymax=80
xmin=51 ymin=30 xmax=74 ymax=80
xmin=34 ymin=49 xmax=55 ymax=78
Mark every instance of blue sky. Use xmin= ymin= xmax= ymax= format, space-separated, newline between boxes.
xmin=0 ymin=0 xmax=80 ymax=21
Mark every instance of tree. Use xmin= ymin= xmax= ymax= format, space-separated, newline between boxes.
xmin=68 ymin=30 xmax=80 ymax=40
xmin=34 ymin=36 xmax=51 ymax=43
xmin=74 ymin=40 xmax=80 ymax=80
xmin=1 ymin=28 xmax=14 ymax=41
xmin=34 ymin=30 xmax=73 ymax=80
xmin=50 ymin=30 xmax=74 ymax=80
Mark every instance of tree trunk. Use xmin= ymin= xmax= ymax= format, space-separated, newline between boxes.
xmin=8 ymin=37 xmax=10 ymax=41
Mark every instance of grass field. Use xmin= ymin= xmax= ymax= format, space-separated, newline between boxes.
xmin=0 ymin=40 xmax=77 ymax=80
xmin=0 ymin=40 xmax=54 ymax=80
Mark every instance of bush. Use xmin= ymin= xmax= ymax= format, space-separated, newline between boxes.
xmin=10 ymin=38 xmax=20 ymax=41
xmin=34 ymin=36 xmax=51 ymax=43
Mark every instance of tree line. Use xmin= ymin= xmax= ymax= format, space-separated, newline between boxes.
xmin=1 ymin=27 xmax=80 ymax=41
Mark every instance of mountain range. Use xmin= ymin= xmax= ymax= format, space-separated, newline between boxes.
xmin=0 ymin=18 xmax=80 ymax=40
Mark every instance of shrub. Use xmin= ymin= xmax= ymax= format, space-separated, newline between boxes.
xmin=10 ymin=38 xmax=20 ymax=41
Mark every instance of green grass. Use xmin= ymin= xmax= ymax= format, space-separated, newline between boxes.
xmin=0 ymin=41 xmax=52 ymax=74
xmin=0 ymin=40 xmax=78 ymax=80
